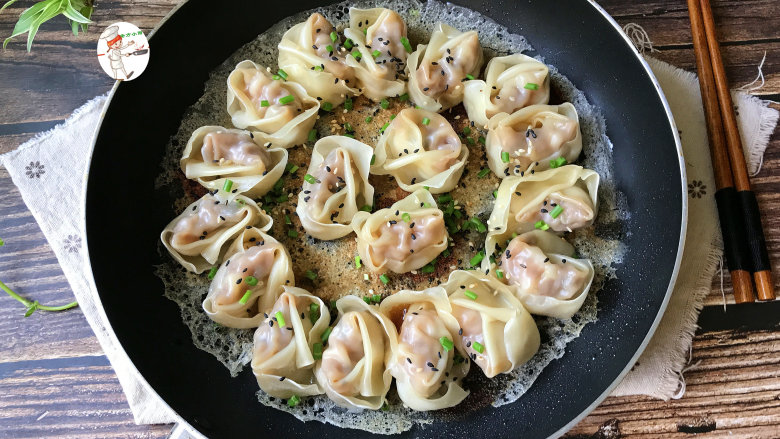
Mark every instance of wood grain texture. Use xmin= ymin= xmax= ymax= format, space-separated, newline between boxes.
xmin=0 ymin=0 xmax=778 ymax=437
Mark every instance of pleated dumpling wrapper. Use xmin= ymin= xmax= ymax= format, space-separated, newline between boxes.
xmin=463 ymin=54 xmax=550 ymax=127
xmin=484 ymin=165 xmax=599 ymax=264
xmin=296 ymin=136 xmax=375 ymax=240
xmin=278 ymin=13 xmax=359 ymax=106
xmin=180 ymin=126 xmax=288 ymax=198
xmin=314 ymin=295 xmax=398 ymax=410
xmin=442 ymin=270 xmax=540 ymax=378
xmin=202 ymin=227 xmax=294 ymax=328
xmin=406 ymin=23 xmax=484 ymax=112
xmin=486 ymin=103 xmax=582 ymax=178
xmin=251 ymin=286 xmax=331 ymax=398
xmin=343 ymin=8 xmax=408 ymax=101
xmin=161 ymin=192 xmax=271 ymax=273
xmin=352 ymin=189 xmax=449 ymax=274
xmin=495 ymin=230 xmax=594 ymax=319
xmin=372 ymin=108 xmax=468 ymax=194
xmin=226 ymin=60 xmax=319 ymax=145
xmin=379 ymin=287 xmax=470 ymax=411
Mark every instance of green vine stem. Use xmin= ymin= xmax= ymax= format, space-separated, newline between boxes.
xmin=0 ymin=279 xmax=79 ymax=317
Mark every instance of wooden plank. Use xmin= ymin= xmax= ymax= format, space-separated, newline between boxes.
xmin=565 ymin=327 xmax=780 ymax=438
xmin=0 ymin=356 xmax=170 ymax=438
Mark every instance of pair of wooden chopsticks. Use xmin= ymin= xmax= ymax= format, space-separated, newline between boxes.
xmin=687 ymin=0 xmax=775 ymax=303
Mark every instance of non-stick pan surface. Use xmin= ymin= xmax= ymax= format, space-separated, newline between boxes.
xmin=85 ymin=0 xmax=685 ymax=437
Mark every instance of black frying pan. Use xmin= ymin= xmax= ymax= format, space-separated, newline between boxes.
xmin=85 ymin=0 xmax=686 ymax=437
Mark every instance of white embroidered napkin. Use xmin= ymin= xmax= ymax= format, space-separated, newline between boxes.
xmin=0 ymin=59 xmax=776 ymax=431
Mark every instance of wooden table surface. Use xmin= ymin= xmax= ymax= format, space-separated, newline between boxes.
xmin=1 ymin=0 xmax=778 ymax=437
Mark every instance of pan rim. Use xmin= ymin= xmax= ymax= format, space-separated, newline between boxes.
xmin=81 ymin=1 xmax=688 ymax=437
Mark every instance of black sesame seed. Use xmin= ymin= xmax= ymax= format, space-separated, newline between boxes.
xmin=236 ymin=278 xmax=242 ymax=284
xmin=432 ymin=367 xmax=439 ymax=372
xmin=427 ymin=361 xmax=434 ymax=367
xmin=466 ymin=341 xmax=471 ymax=347
xmin=544 ymin=257 xmax=550 ymax=263
xmin=279 ymin=376 xmax=286 ymax=381
xmin=407 ymin=357 xmax=412 ymax=364
xmin=249 ymin=237 xmax=256 ymax=242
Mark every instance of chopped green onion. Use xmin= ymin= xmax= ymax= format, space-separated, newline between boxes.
xmin=399 ymin=93 xmax=409 ymax=102
xmin=465 ymin=73 xmax=474 ymax=80
xmin=524 ymin=82 xmax=539 ymax=90
xmin=239 ymin=291 xmax=252 ymax=305
xmin=314 ymin=65 xmax=324 ymax=72
xmin=379 ymin=274 xmax=390 ymax=284
xmin=363 ymin=28 xmax=367 ymax=35
xmin=469 ymin=252 xmax=484 ymax=267
xmin=496 ymin=269 xmax=504 ymax=279
xmin=273 ymin=178 xmax=285 ymax=192
xmin=472 ymin=341 xmax=485 ymax=353
xmin=313 ymin=342 xmax=323 ymax=359
xmin=279 ymin=95 xmax=295 ymax=105
xmin=365 ymin=116 xmax=373 ymax=123
xmin=424 ymin=186 xmax=430 ymax=191
xmin=277 ymin=69 xmax=288 ymax=80
xmin=343 ymin=123 xmax=354 ymax=134
xmin=550 ymin=157 xmax=567 ymax=168
xmin=470 ymin=217 xmax=487 ymax=233
xmin=371 ymin=294 xmax=381 ymax=303
xmin=512 ymin=232 xmax=518 ymax=238
xmin=207 ymin=266 xmax=218 ymax=280
xmin=361 ymin=205 xmax=372 ymax=212
xmin=370 ymin=154 xmax=376 ymax=165
xmin=236 ymin=198 xmax=246 ymax=206
xmin=363 ymin=296 xmax=371 ymax=304
xmin=422 ymin=202 xmax=431 ymax=208
xmin=321 ymin=101 xmax=333 ymax=112
xmin=305 ymin=270 xmax=318 ymax=281
xmin=372 ymin=49 xmax=381 ymax=58
xmin=400 ymin=36 xmax=412 ymax=52
xmin=275 ymin=311 xmax=286 ymax=327
xmin=381 ymin=402 xmax=389 ymax=412
xmin=287 ymin=395 xmax=300 ymax=407
xmin=344 ymin=38 xmax=353 ymax=49
xmin=330 ymin=31 xmax=338 ymax=43
xmin=466 ymin=137 xmax=475 ymax=146
xmin=355 ymin=255 xmax=362 ymax=268
xmin=422 ymin=117 xmax=431 ymax=126
xmin=304 ymin=174 xmax=317 ymax=184
xmin=326 ymin=44 xmax=334 ymax=53
xmin=308 ymin=129 xmax=317 ymax=142
xmin=260 ymin=100 xmax=270 ymax=107
xmin=380 ymin=122 xmax=390 ymax=133
xmin=478 ymin=136 xmax=486 ymax=145
xmin=492 ymin=190 xmax=498 ymax=198
xmin=401 ymin=212 xmax=411 ymax=223
xmin=288 ymin=229 xmax=299 ymax=238
xmin=464 ymin=290 xmax=478 ymax=300
xmin=276 ymin=194 xmax=288 ymax=203
xmin=245 ymin=275 xmax=258 ymax=286
xmin=550 ymin=205 xmax=564 ymax=219
xmin=462 ymin=126 xmax=472 ymax=135
xmin=321 ymin=327 xmax=333 ymax=342
xmin=421 ymin=264 xmax=435 ymax=274
xmin=439 ymin=337 xmax=454 ymax=351
xmin=310 ymin=303 xmax=320 ymax=325
xmin=272 ymin=74 xmax=281 ymax=80
xmin=535 ymin=220 xmax=550 ymax=231
xmin=351 ymin=49 xmax=361 ymax=59
xmin=380 ymin=98 xmax=389 ymax=109
xmin=288 ymin=164 xmax=299 ymax=174
xmin=477 ymin=168 xmax=491 ymax=178
xmin=390 ymin=114 xmax=396 ymax=120
xmin=222 ymin=179 xmax=233 ymax=192
xmin=344 ymin=97 xmax=353 ymax=111
xmin=501 ymin=151 xmax=510 ymax=163
xmin=438 ymin=194 xmax=452 ymax=203
xmin=284 ymin=214 xmax=292 ymax=225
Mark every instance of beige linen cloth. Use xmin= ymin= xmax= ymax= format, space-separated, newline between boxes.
xmin=0 ymin=57 xmax=776 ymax=436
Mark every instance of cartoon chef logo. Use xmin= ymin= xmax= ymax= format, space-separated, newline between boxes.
xmin=96 ymin=22 xmax=150 ymax=81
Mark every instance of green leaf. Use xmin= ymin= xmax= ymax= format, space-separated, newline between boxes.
xmin=25 ymin=0 xmax=65 ymax=52
xmin=24 ymin=300 xmax=39 ymax=317
xmin=70 ymin=17 xmax=77 ymax=35
xmin=0 ymin=0 xmax=20 ymax=13
xmin=62 ymin=3 xmax=90 ymax=23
